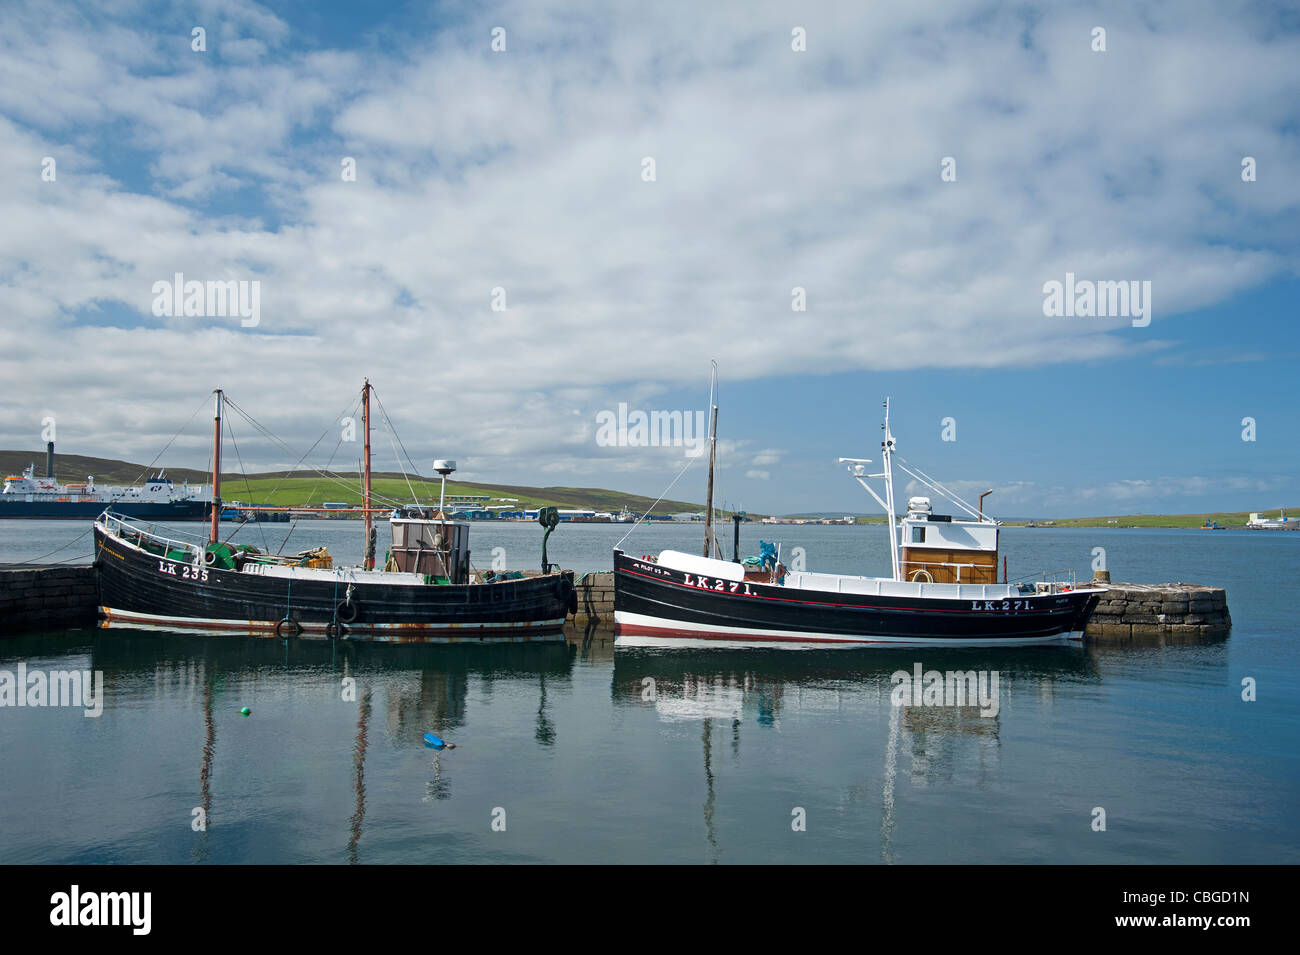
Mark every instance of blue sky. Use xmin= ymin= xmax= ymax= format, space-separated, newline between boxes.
xmin=0 ymin=0 xmax=1296 ymax=517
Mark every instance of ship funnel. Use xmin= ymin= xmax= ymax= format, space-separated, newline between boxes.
xmin=45 ymin=441 xmax=54 ymax=479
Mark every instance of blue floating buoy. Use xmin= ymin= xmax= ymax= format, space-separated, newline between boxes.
xmin=423 ymin=732 xmax=445 ymax=749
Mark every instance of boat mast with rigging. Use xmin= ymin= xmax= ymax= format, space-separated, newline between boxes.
xmin=838 ymin=398 xmax=901 ymax=580
xmin=209 ymin=389 xmax=223 ymax=544
xmin=702 ymin=362 xmax=719 ymax=559
xmin=362 ymin=378 xmax=374 ymax=571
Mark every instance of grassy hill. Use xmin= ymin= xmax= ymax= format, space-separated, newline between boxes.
xmin=0 ymin=450 xmax=705 ymax=514
xmin=7 ymin=448 xmax=1285 ymax=526
xmin=226 ymin=474 xmax=706 ymax=514
xmin=1026 ymin=508 xmax=1297 ymax=529
xmin=0 ymin=450 xmax=212 ymax=485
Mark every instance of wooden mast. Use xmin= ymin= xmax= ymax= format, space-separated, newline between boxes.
xmin=702 ymin=363 xmax=718 ymax=558
xmin=209 ymin=389 xmax=223 ymax=544
xmin=362 ymin=379 xmax=373 ymax=570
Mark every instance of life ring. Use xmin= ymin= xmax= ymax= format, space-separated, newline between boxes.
xmin=275 ymin=617 xmax=302 ymax=638
xmin=336 ymin=600 xmax=359 ymax=624
xmin=909 ymin=569 xmax=934 ymax=583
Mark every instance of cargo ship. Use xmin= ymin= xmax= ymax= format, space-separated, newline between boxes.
xmin=1 ymin=442 xmax=210 ymax=520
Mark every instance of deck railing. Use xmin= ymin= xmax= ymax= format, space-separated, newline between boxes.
xmin=786 ymin=570 xmax=1093 ymax=599
xmin=99 ymin=512 xmax=202 ymax=559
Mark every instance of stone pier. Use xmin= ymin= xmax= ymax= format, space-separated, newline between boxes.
xmin=0 ymin=565 xmax=99 ymax=634
xmin=572 ymin=571 xmax=615 ymax=624
xmin=1084 ymin=580 xmax=1230 ymax=643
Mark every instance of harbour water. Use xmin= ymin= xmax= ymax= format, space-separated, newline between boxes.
xmin=0 ymin=521 xmax=1296 ymax=863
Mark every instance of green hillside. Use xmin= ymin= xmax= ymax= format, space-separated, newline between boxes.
xmin=9 ymin=448 xmax=1284 ymax=527
xmin=1029 ymin=508 xmax=1297 ymax=529
xmin=227 ymin=474 xmax=705 ymax=514
xmin=0 ymin=450 xmax=706 ymax=515
xmin=0 ymin=450 xmax=211 ymax=485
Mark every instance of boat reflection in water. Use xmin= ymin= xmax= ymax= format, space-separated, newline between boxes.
xmin=62 ymin=629 xmax=576 ymax=863
xmin=2 ymin=624 xmax=1235 ymax=863
xmin=612 ymin=644 xmax=1103 ymax=863
xmin=611 ymin=645 xmax=1103 ymax=724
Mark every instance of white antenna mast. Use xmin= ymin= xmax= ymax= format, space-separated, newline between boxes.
xmin=881 ymin=398 xmax=899 ymax=581
xmin=838 ymin=397 xmax=901 ymax=581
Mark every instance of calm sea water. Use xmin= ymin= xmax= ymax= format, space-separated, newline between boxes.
xmin=1 ymin=519 xmax=1297 ymax=863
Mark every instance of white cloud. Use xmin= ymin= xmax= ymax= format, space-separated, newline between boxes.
xmin=0 ymin=0 xmax=1296 ymax=512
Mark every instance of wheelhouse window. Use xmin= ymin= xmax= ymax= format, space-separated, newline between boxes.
xmin=910 ymin=526 xmax=925 ymax=543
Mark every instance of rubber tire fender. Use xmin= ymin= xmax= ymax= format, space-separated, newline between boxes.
xmin=275 ymin=617 xmax=303 ymax=638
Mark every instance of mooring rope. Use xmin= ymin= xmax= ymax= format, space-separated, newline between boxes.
xmin=614 ymin=452 xmax=699 ymax=551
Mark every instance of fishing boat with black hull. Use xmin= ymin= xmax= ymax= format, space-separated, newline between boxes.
xmin=94 ymin=383 xmax=575 ymax=642
xmin=614 ymin=397 xmax=1102 ymax=648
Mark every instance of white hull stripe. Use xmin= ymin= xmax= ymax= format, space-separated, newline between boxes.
xmin=100 ymin=606 xmax=566 ymax=638
xmin=614 ymin=611 xmax=1083 ymax=647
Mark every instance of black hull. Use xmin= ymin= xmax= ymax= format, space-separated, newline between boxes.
xmin=1 ymin=500 xmax=209 ymax=520
xmin=95 ymin=526 xmax=575 ymax=642
xmin=613 ymin=550 xmax=1098 ymax=646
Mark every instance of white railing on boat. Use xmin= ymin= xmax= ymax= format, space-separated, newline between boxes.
xmin=783 ymin=571 xmax=1088 ymax=599
xmin=99 ymin=511 xmax=337 ymax=569
xmin=99 ymin=512 xmax=202 ymax=559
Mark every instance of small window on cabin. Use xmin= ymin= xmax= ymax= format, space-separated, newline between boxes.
xmin=911 ymin=527 xmax=925 ymax=543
